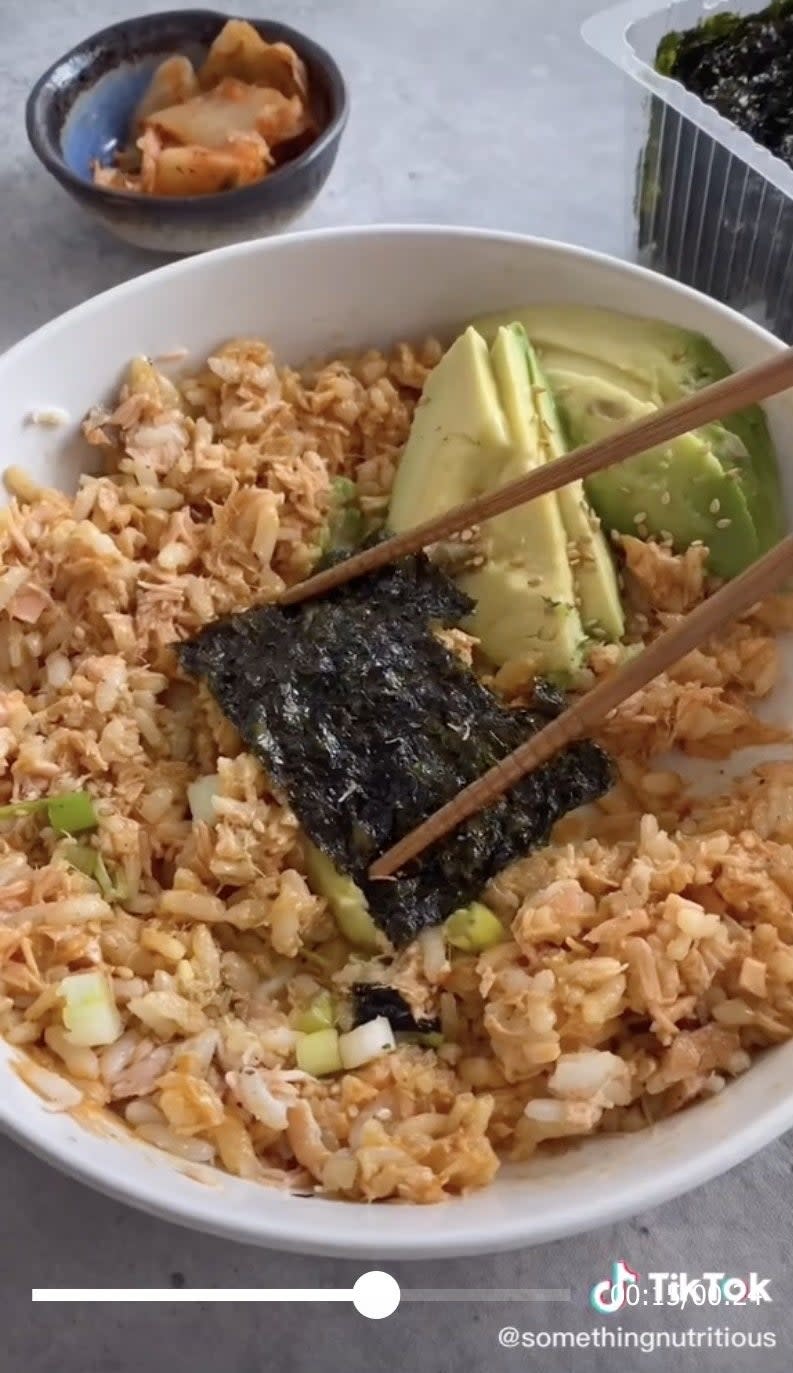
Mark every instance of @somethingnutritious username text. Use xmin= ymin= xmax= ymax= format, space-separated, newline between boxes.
xmin=497 ymin=1326 xmax=777 ymax=1353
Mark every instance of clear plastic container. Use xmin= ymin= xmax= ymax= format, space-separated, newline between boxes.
xmin=583 ymin=0 xmax=793 ymax=339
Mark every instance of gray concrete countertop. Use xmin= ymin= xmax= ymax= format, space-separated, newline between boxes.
xmin=1 ymin=1 xmax=791 ymax=1368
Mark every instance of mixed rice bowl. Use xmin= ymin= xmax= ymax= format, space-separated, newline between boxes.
xmin=3 ymin=325 xmax=793 ymax=1209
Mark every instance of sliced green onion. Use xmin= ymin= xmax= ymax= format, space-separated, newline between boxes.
xmin=93 ymin=852 xmax=129 ymax=901
xmin=0 ymin=790 xmax=98 ymax=834
xmin=296 ymin=1027 xmax=343 ymax=1076
xmin=323 ymin=477 xmax=364 ymax=552
xmin=64 ymin=844 xmax=99 ymax=877
xmin=339 ymin=1016 xmax=396 ymax=1070
xmin=47 ymin=791 xmax=98 ymax=834
xmin=330 ymin=507 xmax=365 ymax=550
xmin=295 ymin=990 xmax=336 ymax=1034
xmin=302 ymin=948 xmax=338 ymax=973
xmin=331 ymin=476 xmax=357 ymax=502
xmin=444 ymin=901 xmax=505 ymax=953
xmin=397 ymin=1030 xmax=444 ymax=1049
xmin=64 ymin=844 xmax=127 ymax=901
xmin=0 ymin=797 xmax=49 ymax=821
xmin=59 ymin=970 xmax=122 ymax=1047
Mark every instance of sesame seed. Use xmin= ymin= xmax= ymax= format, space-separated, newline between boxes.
xmin=660 ymin=491 xmax=671 ymax=505
xmin=709 ymin=499 xmax=720 ymax=514
xmin=633 ymin=511 xmax=647 ymax=525
xmin=716 ymin=518 xmax=732 ymax=529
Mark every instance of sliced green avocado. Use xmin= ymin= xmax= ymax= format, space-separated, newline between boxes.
xmin=475 ymin=304 xmax=695 ymax=403
xmin=388 ymin=325 xmax=511 ymax=531
xmin=302 ymin=842 xmax=380 ymax=951
xmin=681 ymin=335 xmax=784 ymax=552
xmin=473 ymin=304 xmax=784 ymax=556
xmin=474 ymin=304 xmax=718 ymax=404
xmin=459 ymin=325 xmax=585 ymax=671
xmin=555 ymin=372 xmax=759 ymax=578
xmin=389 ymin=323 xmax=587 ymax=674
xmin=524 ymin=342 xmax=624 ymax=643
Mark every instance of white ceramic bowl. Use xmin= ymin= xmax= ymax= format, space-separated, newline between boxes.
xmin=2 ymin=226 xmax=792 ymax=1258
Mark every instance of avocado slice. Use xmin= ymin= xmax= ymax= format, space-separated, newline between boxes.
xmin=473 ymin=304 xmax=784 ymax=561
xmin=524 ymin=342 xmax=624 ymax=643
xmin=388 ymin=325 xmax=511 ymax=531
xmin=389 ymin=324 xmax=587 ymax=674
xmin=681 ymin=335 xmax=783 ymax=553
xmin=302 ymin=841 xmax=380 ymax=951
xmin=475 ymin=304 xmax=703 ymax=403
xmin=463 ymin=325 xmax=585 ymax=671
xmin=555 ymin=372 xmax=759 ymax=578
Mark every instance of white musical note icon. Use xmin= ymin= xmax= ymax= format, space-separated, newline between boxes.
xmin=589 ymin=1259 xmax=641 ymax=1313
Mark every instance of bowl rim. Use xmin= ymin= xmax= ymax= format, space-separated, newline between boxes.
xmin=2 ymin=223 xmax=793 ymax=1258
xmin=24 ymin=7 xmax=349 ymax=213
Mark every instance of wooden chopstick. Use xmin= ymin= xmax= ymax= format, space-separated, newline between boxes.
xmin=281 ymin=345 xmax=793 ymax=607
xmin=369 ymin=531 xmax=793 ymax=878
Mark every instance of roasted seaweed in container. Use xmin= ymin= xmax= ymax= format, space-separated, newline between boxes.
xmin=637 ymin=1 xmax=793 ymax=338
xmin=178 ymin=553 xmax=612 ymax=946
xmin=657 ymin=1 xmax=793 ymax=161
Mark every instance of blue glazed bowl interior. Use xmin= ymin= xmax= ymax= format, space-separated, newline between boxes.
xmin=63 ymin=60 xmax=162 ymax=178
xmin=29 ymin=10 xmax=344 ymax=197
xmin=62 ymin=54 xmax=205 ymax=180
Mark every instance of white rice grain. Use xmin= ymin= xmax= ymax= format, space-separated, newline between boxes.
xmin=135 ymin=1121 xmax=216 ymax=1163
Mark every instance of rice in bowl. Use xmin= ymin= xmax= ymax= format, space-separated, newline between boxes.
xmin=1 ymin=337 xmax=793 ymax=1203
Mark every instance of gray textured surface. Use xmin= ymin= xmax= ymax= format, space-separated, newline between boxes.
xmin=1 ymin=0 xmax=791 ymax=1367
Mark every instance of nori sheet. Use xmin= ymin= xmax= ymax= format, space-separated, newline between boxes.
xmin=351 ymin=984 xmax=440 ymax=1035
xmin=657 ymin=1 xmax=793 ymax=165
xmin=178 ymin=552 xmax=612 ymax=946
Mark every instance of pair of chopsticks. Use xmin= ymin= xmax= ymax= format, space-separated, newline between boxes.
xmin=282 ymin=345 xmax=793 ymax=878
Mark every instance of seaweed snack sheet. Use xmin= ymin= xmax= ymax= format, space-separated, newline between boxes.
xmin=657 ymin=0 xmax=793 ymax=165
xmin=179 ymin=553 xmax=612 ymax=945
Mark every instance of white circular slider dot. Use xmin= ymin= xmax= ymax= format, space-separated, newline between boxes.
xmin=352 ymin=1270 xmax=401 ymax=1319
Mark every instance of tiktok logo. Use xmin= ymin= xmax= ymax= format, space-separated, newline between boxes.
xmin=589 ymin=1260 xmax=641 ymax=1313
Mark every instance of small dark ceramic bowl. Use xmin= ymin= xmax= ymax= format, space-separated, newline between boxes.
xmin=25 ymin=9 xmax=348 ymax=254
